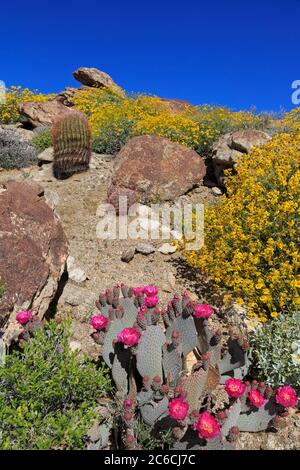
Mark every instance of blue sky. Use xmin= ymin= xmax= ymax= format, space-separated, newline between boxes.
xmin=1 ymin=0 xmax=299 ymax=112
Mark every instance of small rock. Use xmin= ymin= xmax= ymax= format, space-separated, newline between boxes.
xmin=121 ymin=247 xmax=136 ymax=263
xmin=158 ymin=243 xmax=177 ymax=255
xmin=38 ymin=147 xmax=54 ymax=163
xmin=135 ymin=243 xmax=156 ymax=255
xmin=69 ymin=341 xmax=82 ymax=352
xmin=67 ymin=256 xmax=76 ymax=271
xmin=212 ymin=187 xmax=223 ymax=196
xmin=69 ymin=268 xmax=87 ymax=283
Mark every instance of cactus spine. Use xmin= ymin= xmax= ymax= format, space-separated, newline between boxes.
xmin=52 ymin=110 xmax=91 ymax=179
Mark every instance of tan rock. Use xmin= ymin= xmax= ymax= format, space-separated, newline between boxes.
xmin=73 ymin=67 xmax=125 ymax=97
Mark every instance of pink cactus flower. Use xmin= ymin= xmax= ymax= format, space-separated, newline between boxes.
xmin=168 ymin=398 xmax=189 ymax=421
xmin=194 ymin=412 xmax=221 ymax=439
xmin=123 ymin=398 xmax=134 ymax=410
xmin=248 ymin=389 xmax=266 ymax=408
xmin=144 ymin=296 xmax=159 ymax=308
xmin=117 ymin=328 xmax=141 ymax=347
xmin=133 ymin=287 xmax=144 ymax=296
xmin=16 ymin=310 xmax=33 ymax=325
xmin=275 ymin=386 xmax=298 ymax=408
xmin=90 ymin=315 xmax=109 ymax=330
xmin=193 ymin=304 xmax=214 ymax=319
xmin=143 ymin=285 xmax=158 ymax=297
xmin=225 ymin=378 xmax=246 ymax=398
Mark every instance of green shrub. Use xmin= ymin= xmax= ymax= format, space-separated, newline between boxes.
xmin=250 ymin=311 xmax=300 ymax=388
xmin=92 ymin=117 xmax=135 ymax=154
xmin=31 ymin=127 xmax=52 ymax=152
xmin=0 ymin=320 xmax=112 ymax=449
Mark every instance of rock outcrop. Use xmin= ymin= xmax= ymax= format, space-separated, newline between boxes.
xmin=73 ymin=67 xmax=125 ymax=97
xmin=0 ymin=181 xmax=68 ymax=341
xmin=212 ymin=130 xmax=271 ymax=185
xmin=18 ymin=100 xmax=71 ymax=128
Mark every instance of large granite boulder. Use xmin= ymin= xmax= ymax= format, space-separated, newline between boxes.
xmin=73 ymin=67 xmax=125 ymax=97
xmin=0 ymin=181 xmax=68 ymax=341
xmin=108 ymin=135 xmax=206 ymax=206
xmin=212 ymin=130 xmax=271 ymax=185
xmin=18 ymin=100 xmax=71 ymax=128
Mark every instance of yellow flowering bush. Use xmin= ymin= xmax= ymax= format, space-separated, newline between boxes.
xmin=0 ymin=86 xmax=51 ymax=124
xmin=192 ymin=106 xmax=267 ymax=155
xmin=281 ymin=107 xmax=300 ymax=133
xmin=184 ymin=132 xmax=300 ymax=320
xmin=72 ymin=90 xmax=268 ymax=155
xmin=133 ymin=113 xmax=200 ymax=148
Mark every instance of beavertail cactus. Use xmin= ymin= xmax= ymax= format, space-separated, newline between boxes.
xmin=52 ymin=110 xmax=91 ymax=179
xmin=89 ymin=285 xmax=298 ymax=450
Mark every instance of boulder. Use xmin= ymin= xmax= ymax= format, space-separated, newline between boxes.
xmin=231 ymin=130 xmax=271 ymax=154
xmin=212 ymin=130 xmax=271 ymax=185
xmin=73 ymin=67 xmax=125 ymax=97
xmin=53 ymin=87 xmax=83 ymax=106
xmin=108 ymin=135 xmax=206 ymax=205
xmin=18 ymin=100 xmax=71 ymax=127
xmin=0 ymin=181 xmax=68 ymax=340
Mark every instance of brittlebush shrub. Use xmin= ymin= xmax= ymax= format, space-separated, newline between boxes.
xmin=281 ymin=107 xmax=300 ymax=133
xmin=0 ymin=86 xmax=51 ymax=124
xmin=73 ymin=90 xmax=268 ymax=155
xmin=133 ymin=113 xmax=200 ymax=148
xmin=193 ymin=106 xmax=267 ymax=155
xmin=183 ymin=132 xmax=300 ymax=321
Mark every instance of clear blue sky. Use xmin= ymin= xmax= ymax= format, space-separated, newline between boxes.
xmin=1 ymin=0 xmax=299 ymax=112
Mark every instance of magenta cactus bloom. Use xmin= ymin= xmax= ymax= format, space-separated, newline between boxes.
xmin=133 ymin=287 xmax=144 ymax=296
xmin=225 ymin=378 xmax=246 ymax=398
xmin=193 ymin=304 xmax=214 ymax=319
xmin=248 ymin=389 xmax=266 ymax=408
xmin=117 ymin=327 xmax=141 ymax=347
xmin=16 ymin=310 xmax=33 ymax=325
xmin=168 ymin=398 xmax=189 ymax=421
xmin=194 ymin=412 xmax=221 ymax=439
xmin=143 ymin=285 xmax=158 ymax=297
xmin=90 ymin=314 xmax=109 ymax=330
xmin=275 ymin=385 xmax=298 ymax=408
xmin=123 ymin=398 xmax=134 ymax=410
xmin=144 ymin=296 xmax=159 ymax=308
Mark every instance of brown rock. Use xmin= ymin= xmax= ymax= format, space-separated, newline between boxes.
xmin=18 ymin=100 xmax=71 ymax=127
xmin=231 ymin=130 xmax=271 ymax=153
xmin=73 ymin=67 xmax=125 ymax=97
xmin=0 ymin=181 xmax=68 ymax=338
xmin=53 ymin=87 xmax=82 ymax=106
xmin=108 ymin=135 xmax=206 ymax=204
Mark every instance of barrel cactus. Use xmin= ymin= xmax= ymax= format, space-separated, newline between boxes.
xmin=89 ymin=285 xmax=298 ymax=450
xmin=52 ymin=110 xmax=91 ymax=178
